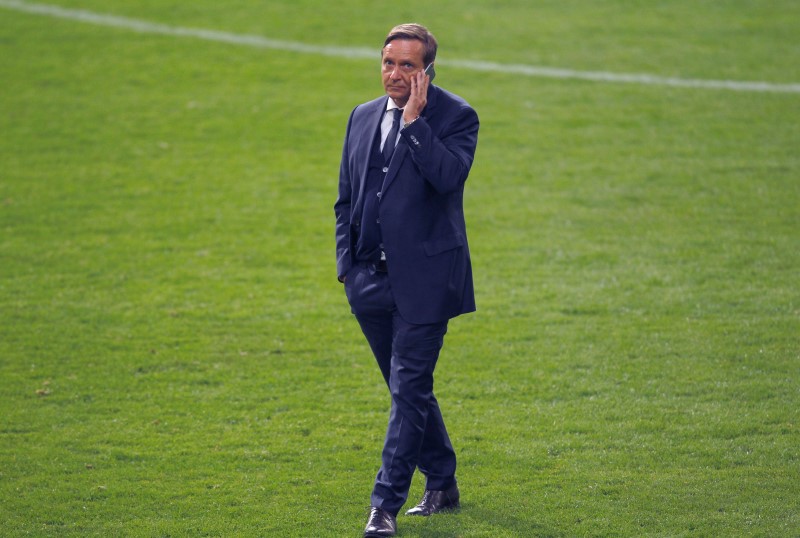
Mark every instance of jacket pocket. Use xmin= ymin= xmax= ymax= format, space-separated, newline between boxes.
xmin=423 ymin=234 xmax=465 ymax=257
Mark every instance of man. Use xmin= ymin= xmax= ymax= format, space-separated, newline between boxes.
xmin=334 ymin=23 xmax=479 ymax=538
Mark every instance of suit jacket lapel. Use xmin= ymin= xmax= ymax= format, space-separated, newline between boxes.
xmin=380 ymin=86 xmax=439 ymax=197
xmin=355 ymin=98 xmax=389 ymax=210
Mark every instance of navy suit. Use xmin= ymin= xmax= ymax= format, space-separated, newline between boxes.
xmin=335 ymin=84 xmax=479 ymax=515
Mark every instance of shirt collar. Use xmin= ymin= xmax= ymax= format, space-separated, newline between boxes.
xmin=385 ymin=98 xmax=403 ymax=112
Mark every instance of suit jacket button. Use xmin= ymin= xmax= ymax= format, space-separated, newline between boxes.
xmin=382 ymin=167 xmax=389 ymax=173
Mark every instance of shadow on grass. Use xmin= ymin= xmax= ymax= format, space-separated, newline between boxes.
xmin=400 ymin=503 xmax=565 ymax=537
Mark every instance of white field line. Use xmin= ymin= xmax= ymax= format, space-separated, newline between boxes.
xmin=2 ymin=0 xmax=799 ymax=94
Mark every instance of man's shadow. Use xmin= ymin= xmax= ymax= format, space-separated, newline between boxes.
xmin=400 ymin=502 xmax=567 ymax=537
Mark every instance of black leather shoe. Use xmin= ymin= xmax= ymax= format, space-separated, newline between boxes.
xmin=364 ymin=506 xmax=397 ymax=537
xmin=405 ymin=483 xmax=460 ymax=516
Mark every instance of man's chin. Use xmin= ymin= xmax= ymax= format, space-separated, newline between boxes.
xmin=385 ymin=88 xmax=409 ymax=101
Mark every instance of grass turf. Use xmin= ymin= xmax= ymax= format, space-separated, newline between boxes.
xmin=1 ymin=1 xmax=798 ymax=536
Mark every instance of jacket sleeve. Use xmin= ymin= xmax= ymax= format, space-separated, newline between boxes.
xmin=334 ymin=108 xmax=356 ymax=281
xmin=400 ymin=102 xmax=479 ymax=195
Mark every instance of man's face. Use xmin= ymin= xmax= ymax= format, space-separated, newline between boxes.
xmin=381 ymin=39 xmax=426 ymax=107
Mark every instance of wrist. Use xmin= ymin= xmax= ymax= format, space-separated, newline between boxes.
xmin=403 ymin=115 xmax=420 ymax=129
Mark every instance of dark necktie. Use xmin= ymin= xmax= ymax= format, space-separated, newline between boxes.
xmin=382 ymin=108 xmax=403 ymax=164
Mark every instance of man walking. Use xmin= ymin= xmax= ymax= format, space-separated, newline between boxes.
xmin=334 ymin=23 xmax=479 ymax=537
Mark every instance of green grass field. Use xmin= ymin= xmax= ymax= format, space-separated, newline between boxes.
xmin=1 ymin=1 xmax=798 ymax=536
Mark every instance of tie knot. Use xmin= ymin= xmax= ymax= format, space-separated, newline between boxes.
xmin=388 ymin=108 xmax=403 ymax=124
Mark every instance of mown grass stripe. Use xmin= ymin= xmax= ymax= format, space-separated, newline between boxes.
xmin=2 ymin=0 xmax=799 ymax=94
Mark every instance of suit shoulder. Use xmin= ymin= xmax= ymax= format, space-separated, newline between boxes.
xmin=434 ymin=86 xmax=473 ymax=109
xmin=352 ymin=96 xmax=387 ymax=117
xmin=432 ymin=86 xmax=478 ymax=120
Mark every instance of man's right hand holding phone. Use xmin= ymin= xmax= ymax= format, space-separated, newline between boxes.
xmin=403 ymin=64 xmax=432 ymax=127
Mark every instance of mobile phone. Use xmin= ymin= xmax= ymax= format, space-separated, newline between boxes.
xmin=424 ymin=62 xmax=436 ymax=82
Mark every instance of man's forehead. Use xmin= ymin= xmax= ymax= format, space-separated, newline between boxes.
xmin=382 ymin=39 xmax=424 ymax=62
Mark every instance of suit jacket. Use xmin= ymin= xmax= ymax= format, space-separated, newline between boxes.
xmin=335 ymin=84 xmax=480 ymax=324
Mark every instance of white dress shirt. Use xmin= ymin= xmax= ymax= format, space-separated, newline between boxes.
xmin=380 ymin=100 xmax=403 ymax=152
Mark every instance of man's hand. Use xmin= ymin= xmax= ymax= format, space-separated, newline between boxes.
xmin=403 ymin=69 xmax=429 ymax=124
